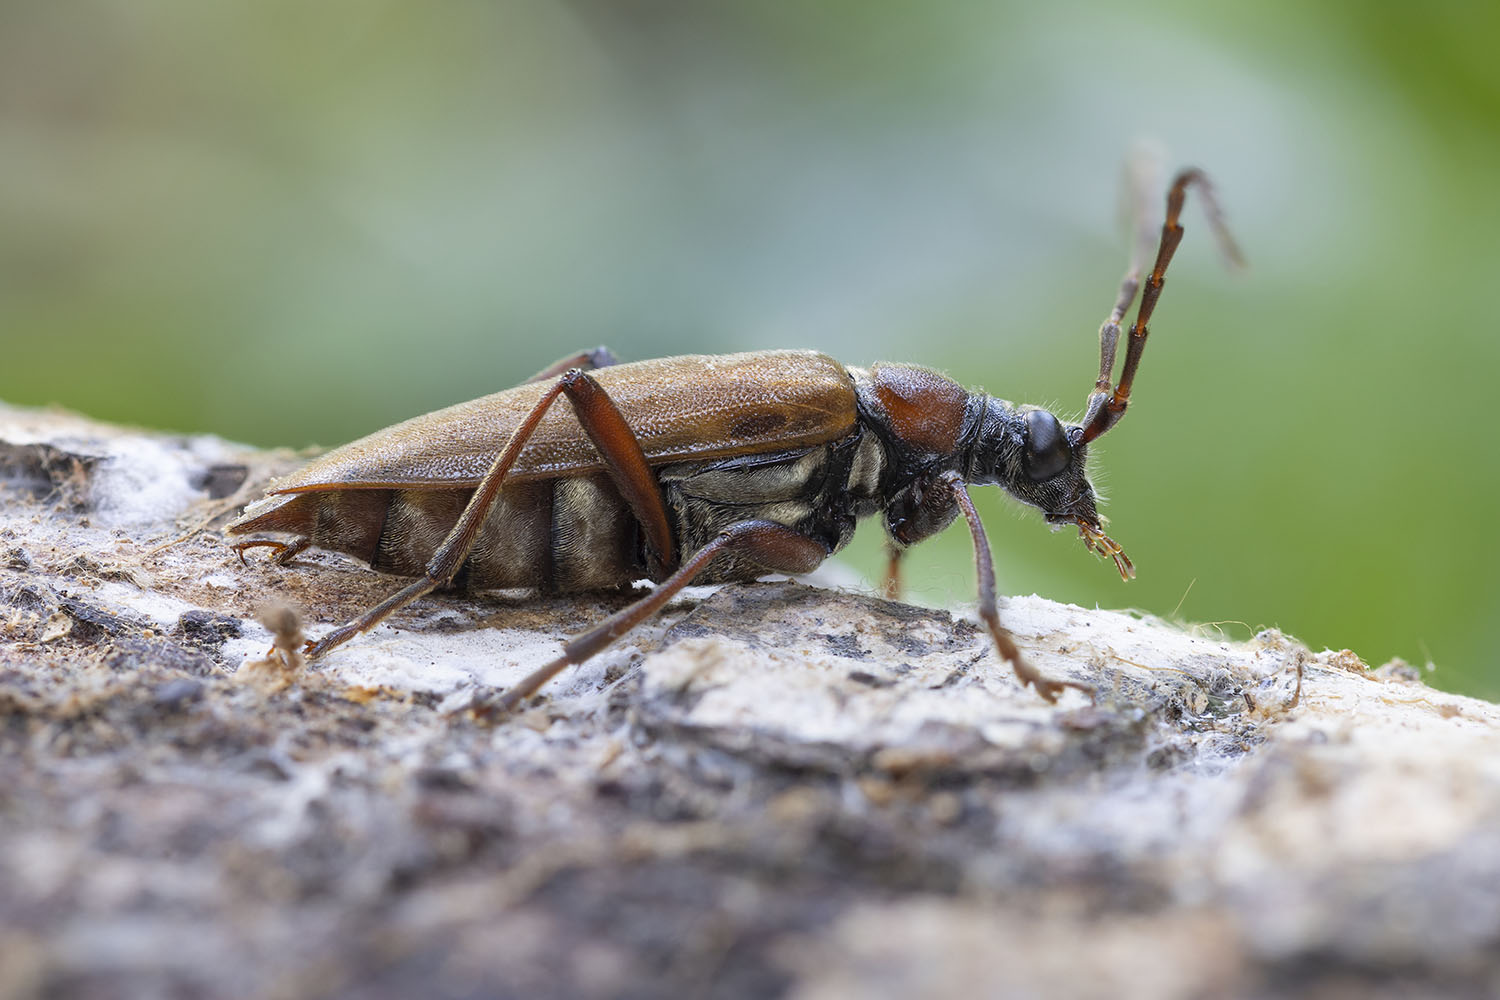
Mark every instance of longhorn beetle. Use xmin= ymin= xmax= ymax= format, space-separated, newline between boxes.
xmin=229 ymin=168 xmax=1240 ymax=712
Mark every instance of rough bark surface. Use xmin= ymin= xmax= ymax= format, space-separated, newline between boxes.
xmin=2 ymin=402 xmax=1497 ymax=1000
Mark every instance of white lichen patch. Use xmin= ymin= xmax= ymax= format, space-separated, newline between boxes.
xmin=0 ymin=405 xmax=247 ymax=528
xmin=308 ymin=625 xmax=570 ymax=695
xmin=91 ymin=580 xmax=204 ymax=631
xmin=635 ymin=590 xmax=1270 ymax=757
xmin=88 ymin=436 xmax=209 ymax=528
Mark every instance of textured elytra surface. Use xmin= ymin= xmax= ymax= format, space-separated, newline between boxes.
xmin=258 ymin=350 xmax=858 ymax=493
xmin=3 ymin=401 xmax=1500 ymax=1000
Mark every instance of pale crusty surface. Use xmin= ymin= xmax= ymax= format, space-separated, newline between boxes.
xmin=263 ymin=351 xmax=858 ymax=493
xmin=4 ymin=402 xmax=1500 ymax=1000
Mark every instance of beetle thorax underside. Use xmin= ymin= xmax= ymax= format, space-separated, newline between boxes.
xmin=656 ymin=429 xmax=887 ymax=584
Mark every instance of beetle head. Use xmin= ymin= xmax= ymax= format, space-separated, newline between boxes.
xmin=966 ymin=401 xmax=1134 ymax=580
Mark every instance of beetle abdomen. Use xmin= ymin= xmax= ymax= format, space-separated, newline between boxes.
xmin=230 ymin=489 xmax=391 ymax=563
xmin=230 ymin=474 xmax=643 ymax=594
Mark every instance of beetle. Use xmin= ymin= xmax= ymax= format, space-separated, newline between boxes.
xmin=228 ymin=168 xmax=1239 ymax=712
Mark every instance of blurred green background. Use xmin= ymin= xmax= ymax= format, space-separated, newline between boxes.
xmin=4 ymin=2 xmax=1497 ymax=696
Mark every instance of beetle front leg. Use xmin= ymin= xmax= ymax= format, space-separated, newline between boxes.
xmin=940 ymin=472 xmax=1093 ymax=703
xmin=477 ymin=520 xmax=829 ymax=716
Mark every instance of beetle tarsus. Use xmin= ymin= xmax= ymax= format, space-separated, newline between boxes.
xmin=232 ymin=536 xmax=311 ymax=567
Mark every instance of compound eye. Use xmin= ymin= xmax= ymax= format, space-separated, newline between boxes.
xmin=1023 ymin=410 xmax=1071 ymax=481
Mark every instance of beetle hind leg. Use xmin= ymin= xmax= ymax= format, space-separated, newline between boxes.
xmin=231 ymin=536 xmax=311 ymax=566
xmin=303 ymin=365 xmax=679 ymax=662
xmin=524 ymin=346 xmax=620 ymax=384
xmin=474 ymin=519 xmax=829 ymax=717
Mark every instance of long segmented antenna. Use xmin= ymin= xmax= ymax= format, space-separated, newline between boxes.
xmin=1089 ymin=153 xmax=1161 ymax=411
xmin=1078 ymin=169 xmax=1243 ymax=445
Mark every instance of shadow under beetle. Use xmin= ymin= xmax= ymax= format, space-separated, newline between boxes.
xmin=229 ymin=168 xmax=1241 ymax=712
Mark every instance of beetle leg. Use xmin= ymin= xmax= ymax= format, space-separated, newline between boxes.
xmin=231 ymin=536 xmax=311 ymax=566
xmin=523 ymin=346 xmax=620 ymax=384
xmin=304 ymin=573 xmax=440 ymax=661
xmin=305 ymin=367 xmax=677 ymax=660
xmin=561 ymin=368 xmax=676 ymax=575
xmin=881 ymin=543 xmax=905 ymax=601
xmin=941 ymin=472 xmax=1093 ymax=703
xmin=476 ymin=519 xmax=828 ymax=716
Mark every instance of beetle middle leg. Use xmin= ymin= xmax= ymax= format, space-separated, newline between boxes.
xmin=480 ymin=519 xmax=829 ymax=715
xmin=882 ymin=543 xmax=905 ymax=600
xmin=304 ymin=366 xmax=677 ymax=660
